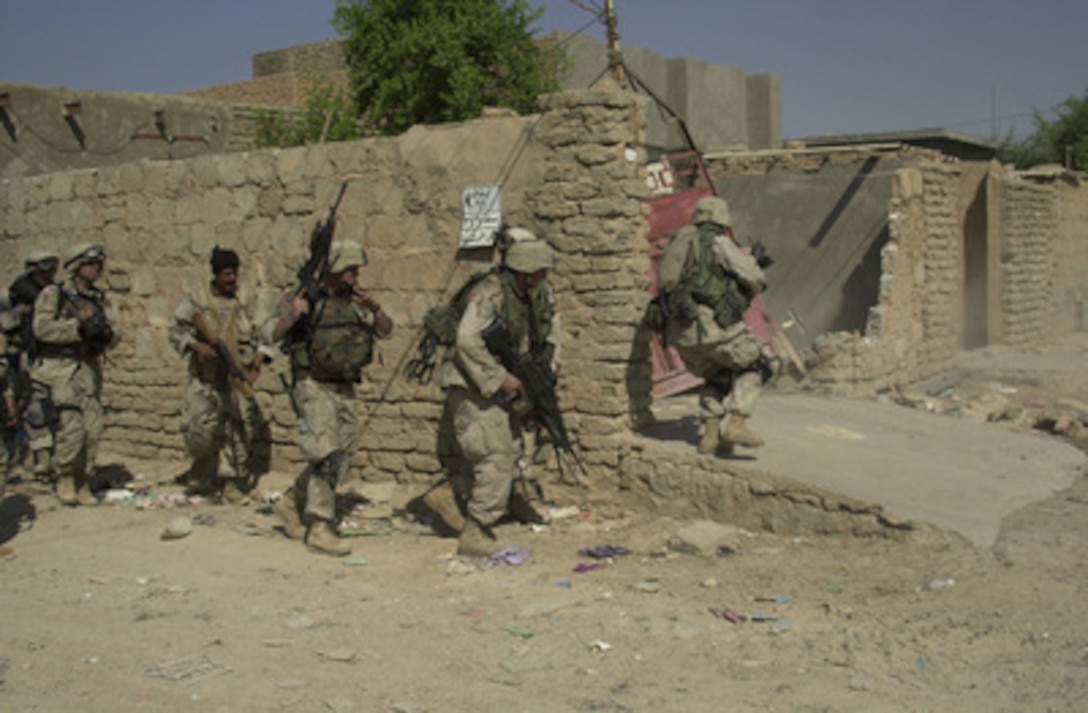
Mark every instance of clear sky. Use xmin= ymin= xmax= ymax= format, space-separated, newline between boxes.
xmin=2 ymin=0 xmax=1085 ymax=141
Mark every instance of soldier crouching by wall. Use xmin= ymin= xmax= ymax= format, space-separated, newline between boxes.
xmin=31 ymin=243 xmax=118 ymax=506
xmin=266 ymin=240 xmax=393 ymax=557
xmin=169 ymin=247 xmax=270 ymax=505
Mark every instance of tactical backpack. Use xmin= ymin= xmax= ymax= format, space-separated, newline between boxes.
xmin=405 ymin=270 xmax=493 ymax=383
xmin=657 ymin=223 xmax=749 ymax=330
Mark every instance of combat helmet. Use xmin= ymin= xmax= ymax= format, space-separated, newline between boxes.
xmin=692 ymin=196 xmax=733 ymax=227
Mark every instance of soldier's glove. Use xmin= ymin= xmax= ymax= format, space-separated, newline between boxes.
xmin=79 ymin=312 xmax=114 ymax=356
xmin=751 ymin=242 xmax=774 ymax=270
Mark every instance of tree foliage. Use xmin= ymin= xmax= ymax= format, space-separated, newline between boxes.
xmin=332 ymin=0 xmax=563 ymax=136
xmin=251 ymin=77 xmax=365 ymax=148
xmin=998 ymin=89 xmax=1088 ymax=171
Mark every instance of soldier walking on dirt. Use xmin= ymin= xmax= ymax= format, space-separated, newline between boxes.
xmin=267 ymin=239 xmax=393 ymax=557
xmin=430 ymin=232 xmax=559 ymax=557
xmin=31 ymin=243 xmax=118 ymax=506
xmin=660 ymin=196 xmax=770 ymax=456
xmin=169 ymin=247 xmax=269 ymax=505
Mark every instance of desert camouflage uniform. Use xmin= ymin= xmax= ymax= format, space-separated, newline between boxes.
xmin=271 ymin=289 xmax=391 ymax=525
xmin=0 ymin=328 xmax=14 ymax=483
xmin=169 ymin=283 xmax=267 ymax=496
xmin=6 ymin=251 xmax=59 ymax=482
xmin=664 ymin=197 xmax=767 ymax=450
xmin=31 ymin=277 xmax=118 ymax=502
xmin=439 ymin=269 xmax=560 ymax=527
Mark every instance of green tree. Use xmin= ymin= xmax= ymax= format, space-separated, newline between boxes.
xmin=332 ymin=0 xmax=563 ymax=136
xmin=999 ymin=89 xmax=1088 ymax=170
xmin=251 ymin=77 xmax=364 ymax=148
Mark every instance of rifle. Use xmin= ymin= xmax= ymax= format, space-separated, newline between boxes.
xmin=481 ymin=317 xmax=587 ymax=488
xmin=192 ymin=310 xmax=256 ymax=402
xmin=284 ymin=181 xmax=348 ymax=347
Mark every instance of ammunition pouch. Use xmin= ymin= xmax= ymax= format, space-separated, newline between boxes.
xmin=24 ymin=386 xmax=59 ymax=431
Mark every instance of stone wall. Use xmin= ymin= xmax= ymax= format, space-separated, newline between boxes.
xmin=706 ymin=148 xmax=966 ymax=394
xmin=182 ymin=72 xmax=349 ymax=111
xmin=707 ymin=148 xmax=1086 ymax=395
xmin=0 ymin=82 xmax=267 ymax=179
xmin=252 ymin=40 xmax=347 ymax=79
xmin=998 ymin=177 xmax=1057 ymax=347
xmin=0 ymin=88 xmax=654 ymax=484
xmin=1023 ymin=171 xmax=1088 ymax=333
xmin=214 ymin=34 xmax=782 ymax=154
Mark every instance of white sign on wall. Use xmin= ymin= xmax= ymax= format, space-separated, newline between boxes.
xmin=459 ymin=184 xmax=502 ymax=248
xmin=644 ymin=160 xmax=677 ymax=195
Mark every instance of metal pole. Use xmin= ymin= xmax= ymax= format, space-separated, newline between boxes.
xmin=605 ymin=0 xmax=625 ymax=85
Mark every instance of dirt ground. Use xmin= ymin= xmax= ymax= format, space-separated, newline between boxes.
xmin=3 ymin=335 xmax=1088 ymax=712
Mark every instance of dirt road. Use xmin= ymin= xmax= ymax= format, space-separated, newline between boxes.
xmin=2 ymin=335 xmax=1088 ymax=712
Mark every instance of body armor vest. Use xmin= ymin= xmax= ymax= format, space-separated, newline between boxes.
xmin=292 ymin=294 xmax=374 ymax=382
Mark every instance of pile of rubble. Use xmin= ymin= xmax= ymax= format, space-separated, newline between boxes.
xmin=887 ymin=373 xmax=1088 ymax=442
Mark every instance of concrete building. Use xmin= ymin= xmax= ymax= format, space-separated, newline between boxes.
xmin=184 ymin=33 xmax=783 ymax=155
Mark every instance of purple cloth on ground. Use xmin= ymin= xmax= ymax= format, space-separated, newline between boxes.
xmin=484 ymin=545 xmax=531 ymax=568
xmin=573 ymin=562 xmax=608 ymax=573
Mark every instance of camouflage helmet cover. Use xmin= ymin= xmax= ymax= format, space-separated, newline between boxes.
xmin=64 ymin=242 xmax=106 ymax=272
xmin=504 ymin=238 xmax=555 ymax=274
xmin=328 ymin=239 xmax=367 ymax=273
xmin=25 ymin=249 xmax=59 ymax=272
xmin=692 ymin=196 xmax=733 ymax=227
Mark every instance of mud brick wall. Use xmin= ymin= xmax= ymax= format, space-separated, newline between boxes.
xmin=917 ymin=165 xmax=963 ymax=369
xmin=1033 ymin=175 xmax=1088 ymax=332
xmin=526 ymin=89 xmax=655 ymax=470
xmin=0 ymin=88 xmax=656 ymax=485
xmin=999 ymin=177 xmax=1057 ymax=347
xmin=804 ymin=163 xmax=959 ymax=395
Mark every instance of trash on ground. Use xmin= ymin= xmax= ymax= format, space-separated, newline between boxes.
xmin=573 ymin=562 xmax=608 ymax=573
xmin=317 ymin=649 xmax=357 ymax=663
xmin=578 ymin=544 xmax=631 ymax=559
xmin=548 ymin=505 xmax=582 ymax=520
xmin=484 ymin=546 xmax=531 ymax=568
xmin=505 ymin=625 xmax=534 ymax=640
xmin=708 ymin=606 xmax=746 ymax=624
xmin=342 ymin=556 xmax=370 ymax=566
xmin=143 ymin=654 xmax=232 ymax=685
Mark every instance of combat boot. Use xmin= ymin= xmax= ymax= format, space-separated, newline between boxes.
xmin=75 ymin=482 xmax=98 ymax=506
xmin=305 ymin=521 xmax=351 ymax=557
xmin=31 ymin=450 xmax=53 ymax=484
xmin=219 ymin=479 xmax=250 ymax=506
xmin=698 ymin=418 xmax=722 ymax=455
xmin=423 ymin=484 xmax=466 ymax=532
xmin=55 ymin=475 xmax=78 ymax=506
xmin=273 ymin=489 xmax=307 ymax=540
xmin=723 ymin=414 xmax=764 ymax=449
xmin=457 ymin=517 xmax=497 ymax=558
xmin=506 ymin=490 xmax=549 ymax=525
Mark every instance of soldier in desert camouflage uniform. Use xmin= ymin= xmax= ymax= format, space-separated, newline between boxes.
xmin=267 ymin=239 xmax=393 ymax=557
xmin=31 ymin=243 xmax=118 ymax=506
xmin=434 ymin=232 xmax=559 ymax=557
